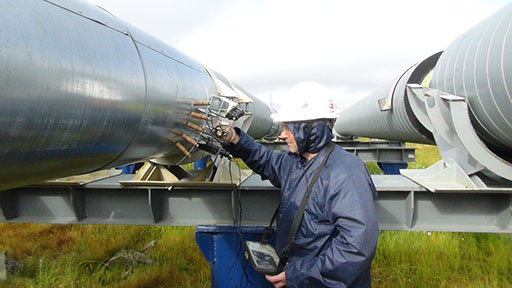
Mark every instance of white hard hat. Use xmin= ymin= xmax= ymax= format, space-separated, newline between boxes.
xmin=271 ymin=81 xmax=337 ymax=122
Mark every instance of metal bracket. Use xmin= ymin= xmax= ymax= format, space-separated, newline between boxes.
xmin=148 ymin=189 xmax=164 ymax=223
xmin=406 ymin=84 xmax=433 ymax=132
xmin=401 ymin=88 xmax=512 ymax=191
xmin=496 ymin=195 xmax=512 ymax=230
xmin=378 ymin=76 xmax=400 ymax=111
xmin=449 ymin=99 xmax=512 ymax=182
xmin=0 ymin=191 xmax=16 ymax=221
xmin=71 ymin=188 xmax=86 ymax=222
xmin=423 ymin=89 xmax=485 ymax=175
xmin=119 ymin=162 xmax=180 ymax=186
xmin=405 ymin=191 xmax=415 ymax=228
xmin=401 ymin=159 xmax=485 ymax=192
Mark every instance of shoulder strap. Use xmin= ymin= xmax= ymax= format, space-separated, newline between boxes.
xmin=261 ymin=203 xmax=280 ymax=244
xmin=278 ymin=143 xmax=336 ymax=267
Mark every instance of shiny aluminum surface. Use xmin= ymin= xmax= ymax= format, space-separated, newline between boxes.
xmin=1 ymin=0 xmax=146 ymax=190
xmin=0 ymin=0 xmax=219 ymax=190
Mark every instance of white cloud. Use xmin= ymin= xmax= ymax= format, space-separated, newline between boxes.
xmin=90 ymin=0 xmax=510 ymax=105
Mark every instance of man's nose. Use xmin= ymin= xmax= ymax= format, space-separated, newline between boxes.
xmin=279 ymin=131 xmax=287 ymax=140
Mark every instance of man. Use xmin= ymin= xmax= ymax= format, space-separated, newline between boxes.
xmin=219 ymin=82 xmax=379 ymax=287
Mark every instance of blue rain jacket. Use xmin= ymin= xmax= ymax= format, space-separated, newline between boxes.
xmin=226 ymin=120 xmax=379 ymax=288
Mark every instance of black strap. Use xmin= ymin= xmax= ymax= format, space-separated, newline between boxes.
xmin=276 ymin=143 xmax=336 ymax=269
xmin=261 ymin=203 xmax=280 ymax=244
xmin=279 ymin=143 xmax=335 ymax=263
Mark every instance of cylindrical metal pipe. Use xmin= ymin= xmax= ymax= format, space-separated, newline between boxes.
xmin=431 ymin=2 xmax=512 ymax=157
xmin=335 ymin=53 xmax=440 ymax=144
xmin=336 ymin=2 xmax=512 ymax=163
xmin=236 ymin=84 xmax=281 ymax=139
xmin=0 ymin=0 xmax=275 ymax=191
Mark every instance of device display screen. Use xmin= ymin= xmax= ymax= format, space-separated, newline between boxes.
xmin=245 ymin=241 xmax=281 ymax=275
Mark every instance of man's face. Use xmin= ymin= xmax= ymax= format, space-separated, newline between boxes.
xmin=279 ymin=124 xmax=298 ymax=153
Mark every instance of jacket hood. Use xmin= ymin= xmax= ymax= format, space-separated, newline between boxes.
xmin=287 ymin=120 xmax=334 ymax=155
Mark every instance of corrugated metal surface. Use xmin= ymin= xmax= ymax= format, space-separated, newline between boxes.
xmin=431 ymin=2 xmax=512 ymax=153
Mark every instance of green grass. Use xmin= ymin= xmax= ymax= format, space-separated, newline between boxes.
xmin=1 ymin=225 xmax=510 ymax=287
xmin=1 ymin=143 xmax=511 ymax=287
xmin=373 ymin=231 xmax=512 ymax=288
xmin=0 ymin=225 xmax=210 ymax=288
xmin=406 ymin=143 xmax=441 ymax=169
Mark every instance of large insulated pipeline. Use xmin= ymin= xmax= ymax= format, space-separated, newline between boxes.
xmin=335 ymin=2 xmax=512 ymax=160
xmin=0 ymin=0 xmax=276 ymax=191
xmin=430 ymin=3 xmax=512 ymax=159
xmin=335 ymin=52 xmax=440 ymax=144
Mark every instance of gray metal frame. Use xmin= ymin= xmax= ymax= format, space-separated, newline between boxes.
xmin=258 ymin=140 xmax=416 ymax=163
xmin=1 ymin=174 xmax=510 ymax=233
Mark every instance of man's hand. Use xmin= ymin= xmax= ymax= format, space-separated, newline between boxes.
xmin=265 ymin=272 xmax=286 ymax=288
xmin=213 ymin=122 xmax=239 ymax=144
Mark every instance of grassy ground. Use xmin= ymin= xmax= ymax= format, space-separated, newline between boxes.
xmin=405 ymin=142 xmax=442 ymax=169
xmin=1 ymin=143 xmax=511 ymax=287
xmin=373 ymin=231 xmax=512 ymax=288
xmin=0 ymin=225 xmax=210 ymax=288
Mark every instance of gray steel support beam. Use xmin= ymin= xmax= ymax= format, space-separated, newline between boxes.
xmin=259 ymin=140 xmax=416 ymax=163
xmin=0 ymin=174 xmax=511 ymax=233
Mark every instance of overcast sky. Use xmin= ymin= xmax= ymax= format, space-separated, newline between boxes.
xmin=90 ymin=0 xmax=510 ymax=109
